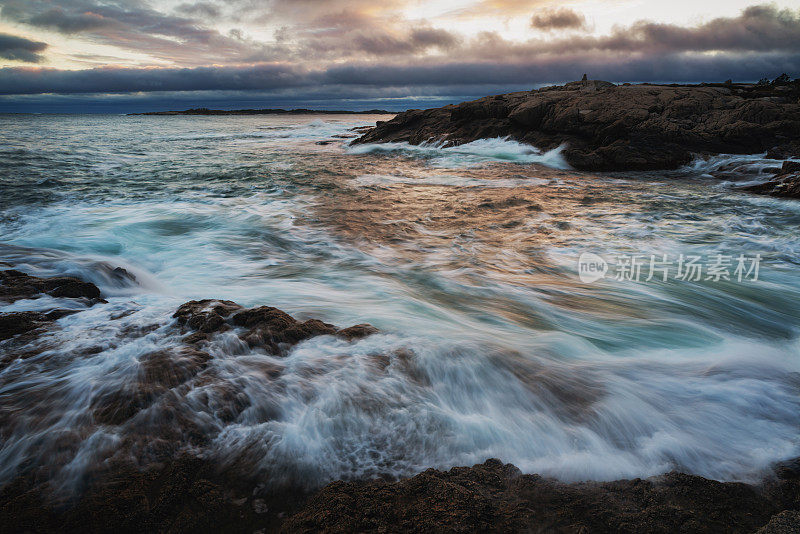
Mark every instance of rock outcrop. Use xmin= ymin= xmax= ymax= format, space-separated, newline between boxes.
xmin=2 ymin=457 xmax=798 ymax=533
xmin=284 ymin=458 xmax=800 ymax=534
xmin=0 ymin=269 xmax=102 ymax=303
xmin=0 ymin=270 xmax=103 ymax=341
xmin=173 ymin=299 xmax=378 ymax=353
xmin=743 ymin=161 xmax=800 ymax=199
xmin=354 ymin=79 xmax=800 ymax=172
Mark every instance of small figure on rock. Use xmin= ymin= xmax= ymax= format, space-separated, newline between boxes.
xmin=581 ymin=73 xmax=587 ymax=82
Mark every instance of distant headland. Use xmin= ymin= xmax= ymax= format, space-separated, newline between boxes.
xmin=128 ymin=107 xmax=393 ymax=116
xmin=355 ymin=76 xmax=800 ymax=171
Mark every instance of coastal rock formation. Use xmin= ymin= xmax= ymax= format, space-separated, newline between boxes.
xmin=173 ymin=299 xmax=377 ymax=353
xmin=354 ymin=79 xmax=800 ymax=172
xmin=2 ymin=457 xmax=798 ymax=533
xmin=284 ymin=458 xmax=800 ymax=533
xmin=743 ymin=161 xmax=800 ymax=199
xmin=0 ymin=270 xmax=103 ymax=341
xmin=90 ymin=300 xmax=379 ymax=426
xmin=0 ymin=269 xmax=102 ymax=303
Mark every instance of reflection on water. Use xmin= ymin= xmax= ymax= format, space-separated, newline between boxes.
xmin=0 ymin=114 xmax=799 ymax=494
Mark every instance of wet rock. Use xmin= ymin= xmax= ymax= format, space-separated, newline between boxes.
xmin=174 ymin=299 xmax=243 ymax=333
xmin=0 ymin=309 xmax=82 ymax=341
xmin=283 ymin=459 xmax=788 ymax=533
xmin=110 ymin=266 xmax=137 ymax=284
xmin=0 ymin=269 xmax=102 ymax=303
xmin=1 ymin=455 xmax=798 ymax=533
xmin=781 ymin=161 xmax=800 ymax=174
xmin=354 ymin=81 xmax=800 ymax=172
xmin=174 ymin=299 xmax=377 ymax=354
xmin=338 ymin=324 xmax=379 ymax=341
xmin=92 ymin=346 xmax=212 ymax=426
xmin=757 ymin=511 xmax=800 ymax=534
xmin=253 ymin=498 xmax=268 ymax=514
xmin=742 ymin=172 xmax=800 ymax=199
xmin=0 ymin=312 xmax=50 ymax=341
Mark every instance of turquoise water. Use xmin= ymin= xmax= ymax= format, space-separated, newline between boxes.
xmin=0 ymin=113 xmax=799 ymax=490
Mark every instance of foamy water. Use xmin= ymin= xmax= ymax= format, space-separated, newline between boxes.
xmin=348 ymin=138 xmax=571 ymax=168
xmin=0 ymin=114 xmax=799 ymax=492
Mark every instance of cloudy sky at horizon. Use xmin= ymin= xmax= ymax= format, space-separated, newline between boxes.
xmin=1 ymin=0 xmax=799 ymax=112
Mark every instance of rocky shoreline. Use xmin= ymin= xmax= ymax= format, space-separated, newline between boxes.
xmin=1 ymin=270 xmax=799 ymax=532
xmin=354 ymin=77 xmax=800 ymax=198
xmin=1 ymin=455 xmax=798 ymax=533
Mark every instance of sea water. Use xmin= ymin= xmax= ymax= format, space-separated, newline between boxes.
xmin=0 ymin=113 xmax=798 ymax=491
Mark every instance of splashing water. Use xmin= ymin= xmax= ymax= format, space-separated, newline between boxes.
xmin=0 ymin=114 xmax=799 ymax=494
xmin=347 ymin=137 xmax=571 ymax=169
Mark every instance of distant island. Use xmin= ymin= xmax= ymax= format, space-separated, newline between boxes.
xmin=129 ymin=107 xmax=393 ymax=116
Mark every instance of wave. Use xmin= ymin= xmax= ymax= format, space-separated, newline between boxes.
xmin=1 ymin=291 xmax=797 ymax=490
xmin=347 ymin=138 xmax=571 ymax=169
xmin=681 ymin=152 xmax=797 ymax=180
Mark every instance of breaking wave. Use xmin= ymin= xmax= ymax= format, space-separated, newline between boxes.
xmin=347 ymin=138 xmax=571 ymax=169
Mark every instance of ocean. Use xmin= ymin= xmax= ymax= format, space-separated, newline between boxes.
xmin=1 ymin=113 xmax=799 ymax=493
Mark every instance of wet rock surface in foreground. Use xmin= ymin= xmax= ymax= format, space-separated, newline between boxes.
xmin=0 ymin=269 xmax=103 ymax=342
xmin=1 ymin=457 xmax=799 ymax=533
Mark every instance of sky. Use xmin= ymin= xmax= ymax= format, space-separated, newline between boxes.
xmin=0 ymin=0 xmax=799 ymax=112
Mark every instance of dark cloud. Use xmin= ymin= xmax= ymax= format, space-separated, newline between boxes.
xmin=0 ymin=50 xmax=797 ymax=97
xmin=0 ymin=1 xmax=798 ymax=111
xmin=0 ymin=0 xmax=277 ymax=65
xmin=354 ymin=28 xmax=461 ymax=56
xmin=0 ymin=63 xmax=308 ymax=94
xmin=410 ymin=28 xmax=461 ymax=49
xmin=27 ymin=8 xmax=111 ymax=33
xmin=175 ymin=2 xmax=221 ymax=19
xmin=530 ymin=8 xmax=587 ymax=31
xmin=462 ymin=5 xmax=800 ymax=61
xmin=542 ymin=4 xmax=800 ymax=55
xmin=0 ymin=32 xmax=47 ymax=63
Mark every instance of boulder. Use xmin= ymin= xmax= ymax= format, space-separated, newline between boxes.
xmin=0 ymin=269 xmax=102 ymax=303
xmin=742 ymin=172 xmax=800 ymax=199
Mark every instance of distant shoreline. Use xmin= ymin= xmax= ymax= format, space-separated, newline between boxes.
xmin=128 ymin=107 xmax=393 ymax=116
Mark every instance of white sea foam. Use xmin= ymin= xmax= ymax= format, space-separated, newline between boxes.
xmin=1 ymin=113 xmax=799 ymax=494
xmin=1 ymin=298 xmax=798 ymax=488
xmin=347 ymin=138 xmax=571 ymax=169
xmin=682 ymin=152 xmax=796 ymax=179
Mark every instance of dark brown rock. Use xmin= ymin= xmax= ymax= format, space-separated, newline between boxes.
xmin=174 ymin=299 xmax=377 ymax=353
xmin=1 ymin=456 xmax=798 ymax=534
xmin=92 ymin=347 xmax=212 ymax=426
xmin=283 ymin=459 xmax=797 ymax=534
xmin=0 ymin=311 xmax=50 ymax=341
xmin=757 ymin=511 xmax=800 ymax=534
xmin=742 ymin=172 xmax=800 ymax=199
xmin=782 ymin=161 xmax=800 ymax=174
xmin=338 ymin=324 xmax=379 ymax=340
xmin=0 ymin=309 xmax=83 ymax=342
xmin=0 ymin=269 xmax=102 ymax=303
xmin=354 ymin=81 xmax=800 ymax=172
